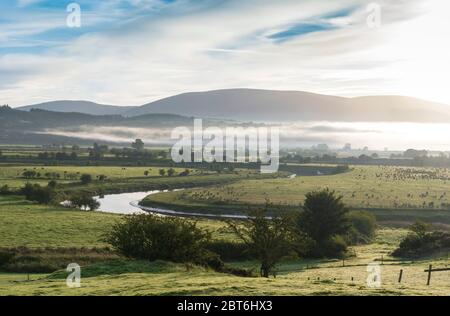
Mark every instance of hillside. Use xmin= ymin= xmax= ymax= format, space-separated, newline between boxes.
xmin=17 ymin=100 xmax=136 ymax=116
xmin=124 ymin=89 xmax=450 ymax=123
xmin=15 ymin=90 xmax=450 ymax=123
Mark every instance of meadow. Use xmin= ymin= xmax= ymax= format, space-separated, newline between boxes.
xmin=142 ymin=166 xmax=450 ymax=217
xmin=1 ymin=162 xmax=449 ymax=296
xmin=1 ymin=228 xmax=449 ymax=296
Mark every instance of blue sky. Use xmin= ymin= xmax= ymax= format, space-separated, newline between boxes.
xmin=1 ymin=0 xmax=450 ymax=107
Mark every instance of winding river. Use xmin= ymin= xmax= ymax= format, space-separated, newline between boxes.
xmin=94 ymin=190 xmax=251 ymax=219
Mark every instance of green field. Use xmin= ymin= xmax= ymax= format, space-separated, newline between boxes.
xmin=0 ymin=195 xmax=118 ymax=248
xmin=1 ymin=229 xmax=449 ymax=296
xmin=1 ymin=163 xmax=449 ymax=296
xmin=142 ymin=166 xmax=450 ymax=216
xmin=0 ymin=165 xmax=201 ymax=189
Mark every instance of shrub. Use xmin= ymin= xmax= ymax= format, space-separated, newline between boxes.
xmin=346 ymin=211 xmax=377 ymax=244
xmin=104 ymin=214 xmax=211 ymax=264
xmin=392 ymin=222 xmax=450 ymax=258
xmin=0 ymin=185 xmax=10 ymax=195
xmin=80 ymin=174 xmax=92 ymax=185
xmin=297 ymin=189 xmax=350 ymax=257
xmin=0 ymin=251 xmax=14 ymax=267
xmin=206 ymin=240 xmax=254 ymax=261
xmin=69 ymin=193 xmax=100 ymax=211
xmin=20 ymin=183 xmax=55 ymax=204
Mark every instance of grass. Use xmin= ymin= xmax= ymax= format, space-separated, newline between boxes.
xmin=0 ymin=195 xmax=119 ymax=248
xmin=0 ymin=229 xmax=449 ymax=296
xmin=0 ymin=165 xmax=200 ymax=189
xmin=0 ymin=194 xmax=230 ymax=248
xmin=142 ymin=165 xmax=450 ymax=220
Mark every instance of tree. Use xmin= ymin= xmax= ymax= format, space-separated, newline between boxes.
xmin=144 ymin=170 xmax=150 ymax=176
xmin=167 ymin=168 xmax=175 ymax=177
xmin=410 ymin=220 xmax=430 ymax=239
xmin=80 ymin=174 xmax=92 ymax=185
xmin=159 ymin=169 xmax=166 ymax=176
xmin=297 ymin=189 xmax=350 ymax=257
xmin=97 ymin=175 xmax=107 ymax=181
xmin=20 ymin=183 xmax=55 ymax=204
xmin=47 ymin=180 xmax=57 ymax=189
xmin=227 ymin=210 xmax=297 ymax=278
xmin=131 ymin=139 xmax=145 ymax=151
xmin=0 ymin=185 xmax=10 ymax=194
xmin=70 ymin=193 xmax=100 ymax=211
xmin=104 ymin=214 xmax=211 ymax=263
xmin=22 ymin=170 xmax=37 ymax=179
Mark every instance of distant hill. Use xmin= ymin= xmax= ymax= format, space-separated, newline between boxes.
xmin=123 ymin=89 xmax=450 ymax=123
xmin=14 ymin=89 xmax=450 ymax=123
xmin=17 ymin=100 xmax=137 ymax=116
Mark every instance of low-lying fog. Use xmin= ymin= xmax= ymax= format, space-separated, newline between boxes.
xmin=41 ymin=121 xmax=450 ymax=151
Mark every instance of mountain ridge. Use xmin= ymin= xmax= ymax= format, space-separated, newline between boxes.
xmin=14 ymin=89 xmax=450 ymax=123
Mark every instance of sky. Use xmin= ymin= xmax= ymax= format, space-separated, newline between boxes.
xmin=1 ymin=0 xmax=450 ymax=107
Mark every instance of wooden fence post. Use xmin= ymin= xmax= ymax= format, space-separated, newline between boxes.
xmin=398 ymin=269 xmax=403 ymax=283
xmin=427 ymin=265 xmax=432 ymax=286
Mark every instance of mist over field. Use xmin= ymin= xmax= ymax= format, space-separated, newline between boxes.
xmin=41 ymin=121 xmax=450 ymax=151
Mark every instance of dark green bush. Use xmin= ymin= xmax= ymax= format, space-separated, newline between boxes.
xmin=392 ymin=230 xmax=450 ymax=258
xmin=346 ymin=211 xmax=377 ymax=244
xmin=0 ymin=251 xmax=14 ymax=266
xmin=105 ymin=214 xmax=211 ymax=263
xmin=206 ymin=240 xmax=254 ymax=261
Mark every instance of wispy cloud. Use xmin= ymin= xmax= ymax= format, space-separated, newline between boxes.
xmin=1 ymin=0 xmax=450 ymax=107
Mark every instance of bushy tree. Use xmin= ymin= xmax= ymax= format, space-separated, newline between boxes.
xmin=346 ymin=211 xmax=377 ymax=244
xmin=20 ymin=183 xmax=55 ymax=204
xmin=227 ymin=210 xmax=300 ymax=277
xmin=167 ymin=168 xmax=175 ymax=177
xmin=131 ymin=139 xmax=145 ymax=151
xmin=105 ymin=214 xmax=211 ymax=263
xmin=70 ymin=193 xmax=100 ymax=211
xmin=297 ymin=189 xmax=350 ymax=257
xmin=80 ymin=174 xmax=92 ymax=185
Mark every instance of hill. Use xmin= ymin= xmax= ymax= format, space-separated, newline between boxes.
xmin=124 ymin=89 xmax=450 ymax=123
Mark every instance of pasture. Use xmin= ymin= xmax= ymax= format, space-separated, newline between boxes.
xmin=1 ymin=229 xmax=449 ymax=296
xmin=143 ymin=166 xmax=450 ymax=215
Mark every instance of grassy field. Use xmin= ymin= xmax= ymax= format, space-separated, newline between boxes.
xmin=143 ymin=166 xmax=450 ymax=216
xmin=0 ymin=195 xmax=229 ymax=248
xmin=1 ymin=229 xmax=449 ymax=296
xmin=0 ymin=165 xmax=201 ymax=189
xmin=1 ymin=162 xmax=449 ymax=296
xmin=0 ymin=195 xmax=118 ymax=248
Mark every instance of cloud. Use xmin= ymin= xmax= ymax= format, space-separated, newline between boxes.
xmin=1 ymin=0 xmax=450 ymax=107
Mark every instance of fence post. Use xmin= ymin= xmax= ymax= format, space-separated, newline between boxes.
xmin=427 ymin=265 xmax=432 ymax=286
xmin=398 ymin=269 xmax=403 ymax=283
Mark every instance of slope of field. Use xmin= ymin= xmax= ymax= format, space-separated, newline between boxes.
xmin=1 ymin=229 xmax=449 ymax=296
xmin=142 ymin=166 xmax=450 ymax=217
xmin=0 ymin=195 xmax=118 ymax=248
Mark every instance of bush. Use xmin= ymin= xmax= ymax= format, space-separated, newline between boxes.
xmin=392 ymin=227 xmax=450 ymax=258
xmin=104 ymin=214 xmax=211 ymax=264
xmin=80 ymin=174 xmax=92 ymax=185
xmin=297 ymin=189 xmax=350 ymax=257
xmin=0 ymin=251 xmax=14 ymax=267
xmin=0 ymin=185 xmax=10 ymax=195
xmin=69 ymin=193 xmax=100 ymax=211
xmin=346 ymin=211 xmax=377 ymax=244
xmin=20 ymin=183 xmax=55 ymax=204
xmin=321 ymin=235 xmax=348 ymax=258
xmin=206 ymin=240 xmax=254 ymax=261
